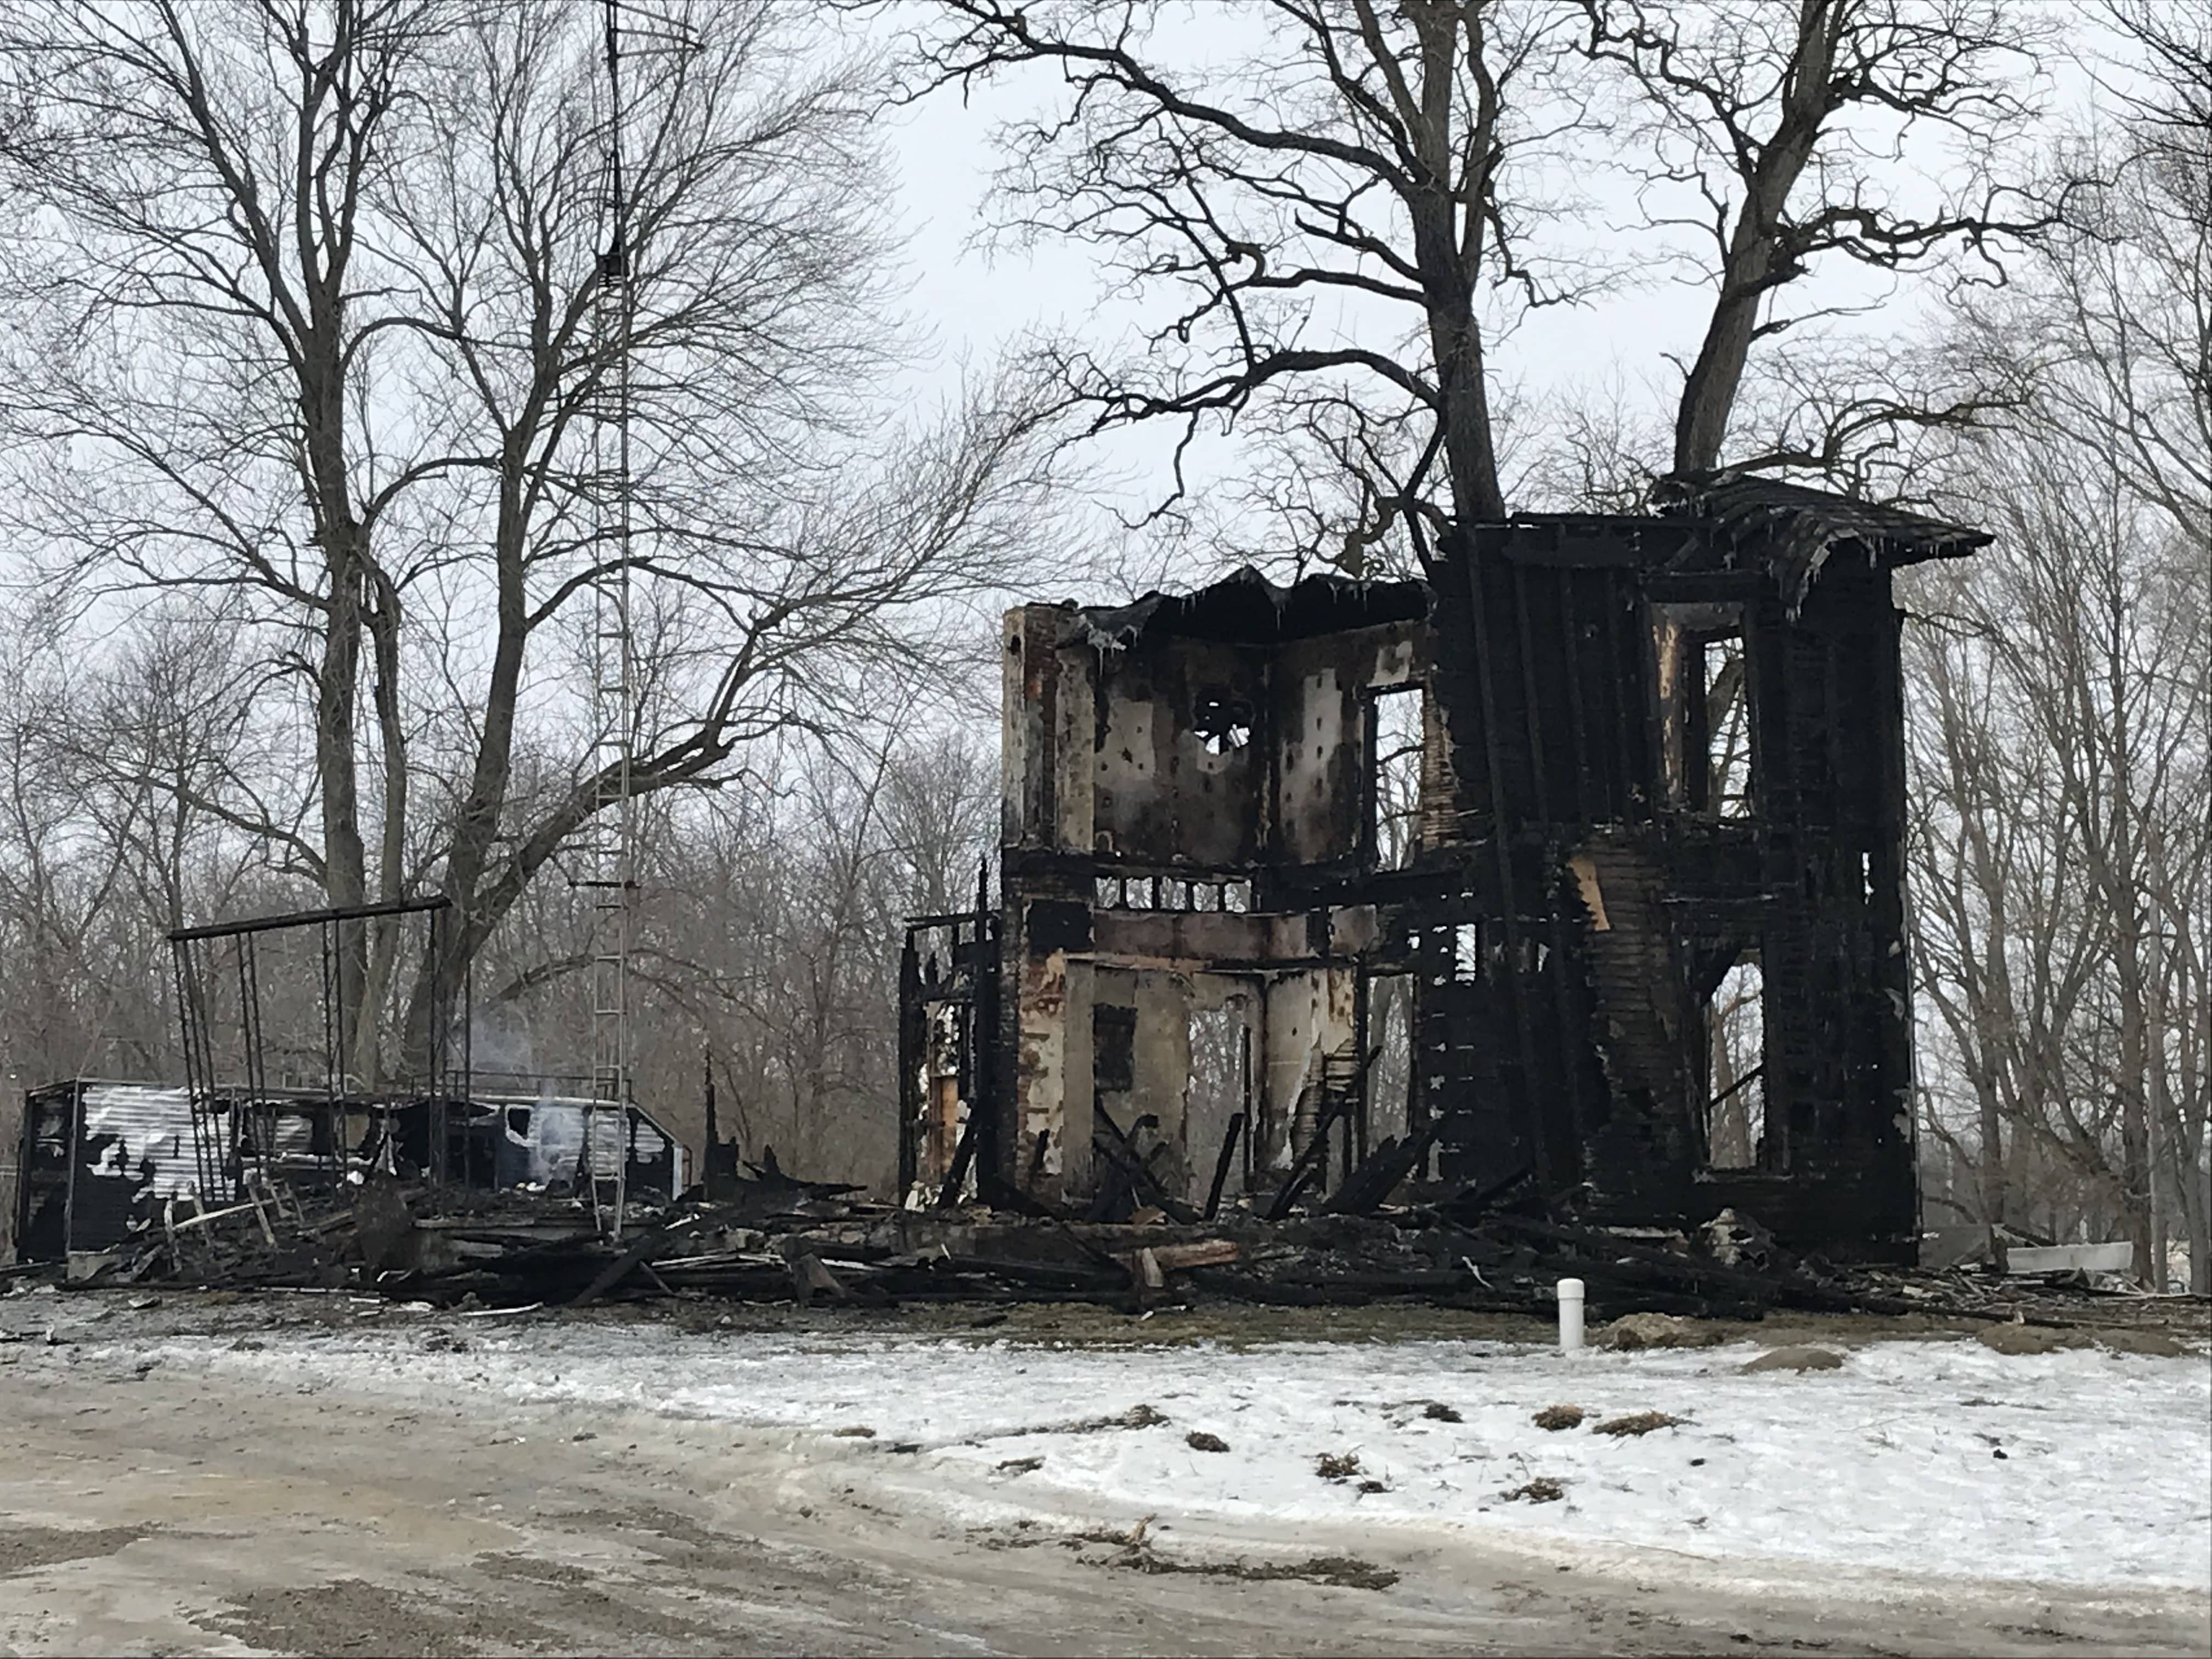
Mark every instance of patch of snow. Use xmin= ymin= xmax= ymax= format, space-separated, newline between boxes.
xmin=131 ymin=1325 xmax=2210 ymax=1592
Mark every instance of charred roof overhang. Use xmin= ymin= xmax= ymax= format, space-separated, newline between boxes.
xmin=1652 ymin=471 xmax=1994 ymax=615
xmin=1064 ymin=565 xmax=1430 ymax=650
xmin=1052 ymin=475 xmax=1990 ymax=650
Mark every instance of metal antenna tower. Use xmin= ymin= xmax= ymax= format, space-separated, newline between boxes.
xmin=583 ymin=0 xmax=640 ymax=1240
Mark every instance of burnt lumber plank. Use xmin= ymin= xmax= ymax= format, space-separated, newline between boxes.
xmin=1093 ymin=1108 xmax=1199 ymax=1223
xmin=1204 ymin=1111 xmax=1247 ymax=1222
xmin=1323 ymin=1117 xmax=1445 ymax=1216
xmin=935 ymin=1118 xmax=979 ymax=1209
xmin=1483 ymin=1213 xmax=1920 ymax=1315
xmin=568 ymin=1220 xmax=690 ymax=1308
xmin=1266 ymin=1048 xmax=1379 ymax=1220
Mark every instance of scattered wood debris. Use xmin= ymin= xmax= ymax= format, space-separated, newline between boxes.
xmin=41 ymin=1153 xmax=2191 ymax=1345
xmin=1532 ymin=1404 xmax=1585 ymax=1431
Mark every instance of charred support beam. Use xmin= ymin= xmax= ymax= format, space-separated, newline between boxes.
xmin=1204 ymin=1111 xmax=1246 ymax=1221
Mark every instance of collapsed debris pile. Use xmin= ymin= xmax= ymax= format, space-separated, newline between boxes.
xmin=40 ymin=1154 xmax=2166 ymax=1332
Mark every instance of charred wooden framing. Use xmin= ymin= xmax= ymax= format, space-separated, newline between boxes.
xmin=901 ymin=476 xmax=1990 ymax=1259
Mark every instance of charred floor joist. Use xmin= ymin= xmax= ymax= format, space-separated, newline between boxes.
xmin=902 ymin=475 xmax=1990 ymax=1260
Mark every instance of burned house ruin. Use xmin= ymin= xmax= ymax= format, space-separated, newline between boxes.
xmin=903 ymin=475 xmax=1991 ymax=1260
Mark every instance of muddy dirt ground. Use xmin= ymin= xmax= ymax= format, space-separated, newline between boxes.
xmin=2 ymin=1289 xmax=2206 ymax=1658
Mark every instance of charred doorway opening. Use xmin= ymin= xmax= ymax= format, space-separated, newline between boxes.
xmin=1186 ymin=997 xmax=1252 ymax=1215
xmin=898 ymin=900 xmax=1001 ymax=1204
xmin=1359 ymin=968 xmax=1417 ymax=1166
xmin=1702 ymin=952 xmax=1770 ymax=1171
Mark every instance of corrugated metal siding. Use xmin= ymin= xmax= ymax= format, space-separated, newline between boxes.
xmin=80 ymin=1084 xmax=200 ymax=1199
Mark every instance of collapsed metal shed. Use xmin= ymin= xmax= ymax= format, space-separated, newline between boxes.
xmin=13 ymin=1080 xmax=686 ymax=1260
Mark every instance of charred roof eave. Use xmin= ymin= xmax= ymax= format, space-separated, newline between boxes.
xmin=1652 ymin=470 xmax=1995 ymax=616
xmin=1063 ymin=564 xmax=1430 ymax=650
xmin=1051 ymin=474 xmax=1993 ymax=645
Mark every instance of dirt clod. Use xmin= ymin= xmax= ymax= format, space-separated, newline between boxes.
xmin=997 ymin=1456 xmax=1045 ymax=1474
xmin=1422 ymin=1401 xmax=1463 ymax=1423
xmin=1185 ymin=1431 xmax=1229 ymax=1453
xmin=832 ymin=1425 xmax=876 ymax=1438
xmin=1314 ymin=1451 xmax=1362 ymax=1482
xmin=1596 ymin=1313 xmax=1720 ymax=1351
xmin=1533 ymin=1403 xmax=1585 ymax=1431
xmin=1592 ymin=1411 xmax=1683 ymax=1437
xmin=1503 ymin=1477 xmax=1565 ymax=1503
xmin=1977 ymin=1324 xmax=2081 ymax=1356
xmin=1741 ymin=1346 xmax=1844 ymax=1373
xmin=0 ymin=1525 xmax=149 ymax=1575
xmin=1113 ymin=1545 xmax=1398 ymax=1591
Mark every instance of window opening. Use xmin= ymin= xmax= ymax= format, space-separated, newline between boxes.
xmin=1451 ymin=922 xmax=1481 ymax=979
xmin=1192 ymin=689 xmax=1254 ymax=755
xmin=1482 ymin=930 xmax=1542 ymax=975
xmin=1704 ymin=955 xmax=1768 ymax=1169
xmin=1700 ymin=633 xmax=1753 ymax=819
xmin=1367 ymin=684 xmax=1425 ymax=867
xmin=1096 ymin=874 xmax=1252 ymax=912
xmin=1654 ymin=601 xmax=1752 ymax=817
xmin=1093 ymin=1006 xmax=1137 ymax=1095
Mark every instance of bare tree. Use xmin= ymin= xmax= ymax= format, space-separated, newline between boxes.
xmin=460 ymin=721 xmax=997 ymax=1191
xmin=1578 ymin=0 xmax=2058 ymax=478
xmin=898 ymin=0 xmax=1602 ymax=561
xmin=1905 ymin=19 xmax=2210 ymax=1285
xmin=1906 ymin=437 xmax=2207 ymax=1285
xmin=0 ymin=600 xmax=283 ymax=1089
xmin=894 ymin=0 xmax=2058 ymax=577
xmin=0 ymin=0 xmax=1060 ymax=1084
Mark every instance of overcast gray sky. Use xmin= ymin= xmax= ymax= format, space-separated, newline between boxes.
xmin=856 ymin=0 xmax=2122 ymax=587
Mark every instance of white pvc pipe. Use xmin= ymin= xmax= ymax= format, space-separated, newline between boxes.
xmin=1556 ymin=1277 xmax=1585 ymax=1352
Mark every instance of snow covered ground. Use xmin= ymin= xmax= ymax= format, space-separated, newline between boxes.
xmin=132 ymin=1319 xmax=2210 ymax=1594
